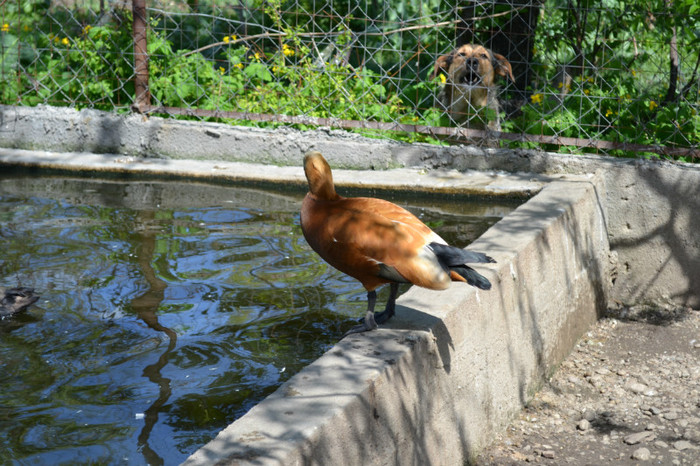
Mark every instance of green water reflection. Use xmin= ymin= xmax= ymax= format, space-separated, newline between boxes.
xmin=0 ymin=175 xmax=517 ymax=465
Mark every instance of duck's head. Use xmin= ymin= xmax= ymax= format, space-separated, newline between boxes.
xmin=304 ymin=151 xmax=339 ymax=201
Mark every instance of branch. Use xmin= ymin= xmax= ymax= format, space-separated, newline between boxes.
xmin=182 ymin=7 xmax=527 ymax=58
xmin=680 ymin=48 xmax=700 ymax=99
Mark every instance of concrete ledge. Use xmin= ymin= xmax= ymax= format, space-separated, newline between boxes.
xmin=0 ymin=104 xmax=427 ymax=169
xmin=184 ymin=175 xmax=610 ymax=465
xmin=0 ymin=147 xmax=546 ymax=199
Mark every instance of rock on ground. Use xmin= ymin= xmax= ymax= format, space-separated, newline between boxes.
xmin=476 ymin=306 xmax=700 ymax=465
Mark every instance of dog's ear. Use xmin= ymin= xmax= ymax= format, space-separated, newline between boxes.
xmin=492 ymin=53 xmax=514 ymax=81
xmin=430 ymin=53 xmax=453 ymax=80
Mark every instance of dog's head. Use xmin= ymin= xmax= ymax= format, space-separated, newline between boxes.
xmin=431 ymin=44 xmax=514 ymax=88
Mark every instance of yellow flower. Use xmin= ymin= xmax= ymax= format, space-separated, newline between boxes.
xmin=272 ymin=65 xmax=280 ymax=74
xmin=557 ymin=82 xmax=563 ymax=89
xmin=1 ymin=23 xmax=9 ymax=33
xmin=223 ymin=36 xmax=230 ymax=43
xmin=530 ymin=93 xmax=544 ymax=105
xmin=282 ymin=43 xmax=295 ymax=57
xmin=82 ymin=25 xmax=92 ymax=35
xmin=631 ymin=69 xmax=637 ymax=77
xmin=61 ymin=37 xmax=69 ymax=46
xmin=219 ymin=67 xmax=225 ymax=74
xmin=584 ymin=89 xmax=590 ymax=95
xmin=649 ymin=100 xmax=658 ymax=111
xmin=439 ymin=73 xmax=446 ymax=84
xmin=605 ymin=109 xmax=613 ymax=117
xmin=234 ymin=63 xmax=244 ymax=70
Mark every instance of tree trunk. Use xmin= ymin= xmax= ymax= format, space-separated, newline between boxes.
xmin=663 ymin=0 xmax=679 ymax=104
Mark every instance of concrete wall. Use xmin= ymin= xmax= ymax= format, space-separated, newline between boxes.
xmin=432 ymin=153 xmax=700 ymax=310
xmin=183 ymin=177 xmax=610 ymax=465
xmin=1 ymin=105 xmax=698 ymax=308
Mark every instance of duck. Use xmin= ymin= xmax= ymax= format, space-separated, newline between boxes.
xmin=0 ymin=287 xmax=40 ymax=318
xmin=300 ymin=151 xmax=495 ymax=335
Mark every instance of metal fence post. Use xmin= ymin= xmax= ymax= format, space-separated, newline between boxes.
xmin=132 ymin=0 xmax=150 ymax=112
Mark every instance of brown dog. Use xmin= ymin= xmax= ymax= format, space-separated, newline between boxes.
xmin=432 ymin=44 xmax=514 ymax=131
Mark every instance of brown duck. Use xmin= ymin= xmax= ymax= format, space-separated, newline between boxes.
xmin=0 ymin=287 xmax=40 ymax=318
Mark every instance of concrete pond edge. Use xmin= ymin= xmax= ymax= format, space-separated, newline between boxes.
xmin=0 ymin=144 xmax=610 ymax=464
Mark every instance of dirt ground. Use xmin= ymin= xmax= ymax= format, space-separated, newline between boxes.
xmin=476 ymin=306 xmax=700 ymax=465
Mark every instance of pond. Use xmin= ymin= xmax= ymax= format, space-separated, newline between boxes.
xmin=0 ymin=172 xmax=518 ymax=465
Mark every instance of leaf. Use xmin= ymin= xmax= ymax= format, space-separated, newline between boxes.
xmin=0 ymin=33 xmax=19 ymax=73
xmin=244 ymin=63 xmax=272 ymax=82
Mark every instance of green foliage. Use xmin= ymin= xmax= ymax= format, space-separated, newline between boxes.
xmin=0 ymin=2 xmax=134 ymax=109
xmin=507 ymin=0 xmax=700 ymax=154
xmin=146 ymin=1 xmax=443 ymax=143
xmin=0 ymin=0 xmax=697 ymax=157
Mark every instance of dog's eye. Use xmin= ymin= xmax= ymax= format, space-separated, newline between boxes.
xmin=479 ymin=53 xmax=488 ymax=59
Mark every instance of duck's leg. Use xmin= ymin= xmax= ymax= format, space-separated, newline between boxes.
xmin=374 ymin=283 xmax=398 ymax=324
xmin=343 ymin=290 xmax=378 ymax=336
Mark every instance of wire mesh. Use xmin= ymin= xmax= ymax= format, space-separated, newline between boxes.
xmin=0 ymin=0 xmax=698 ymax=158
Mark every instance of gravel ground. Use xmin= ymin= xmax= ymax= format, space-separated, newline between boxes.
xmin=476 ymin=306 xmax=700 ymax=465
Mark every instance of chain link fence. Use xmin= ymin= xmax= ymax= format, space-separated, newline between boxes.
xmin=1 ymin=0 xmax=698 ymax=159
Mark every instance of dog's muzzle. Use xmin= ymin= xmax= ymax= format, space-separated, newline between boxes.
xmin=461 ymin=58 xmax=483 ymax=86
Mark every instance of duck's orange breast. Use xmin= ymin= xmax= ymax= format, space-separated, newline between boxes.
xmin=301 ymin=193 xmax=450 ymax=291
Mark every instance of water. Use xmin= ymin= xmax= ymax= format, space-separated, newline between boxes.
xmin=0 ymin=173 xmax=518 ymax=465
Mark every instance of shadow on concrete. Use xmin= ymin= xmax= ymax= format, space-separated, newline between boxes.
xmin=607 ymin=163 xmax=700 ymax=309
xmin=304 ymin=303 xmax=460 ymax=464
xmin=474 ymin=178 xmax=610 ymax=412
xmin=388 ymin=302 xmax=455 ymax=372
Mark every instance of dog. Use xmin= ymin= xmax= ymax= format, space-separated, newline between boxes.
xmin=431 ymin=44 xmax=514 ymax=131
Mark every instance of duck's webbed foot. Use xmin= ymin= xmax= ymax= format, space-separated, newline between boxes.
xmin=343 ymin=309 xmax=378 ymax=337
xmin=343 ymin=290 xmax=379 ymax=337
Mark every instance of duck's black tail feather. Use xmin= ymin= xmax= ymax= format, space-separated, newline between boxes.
xmin=429 ymin=242 xmax=494 ymax=290
xmin=450 ymin=266 xmax=492 ymax=290
xmin=429 ymin=242 xmax=495 ymax=265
